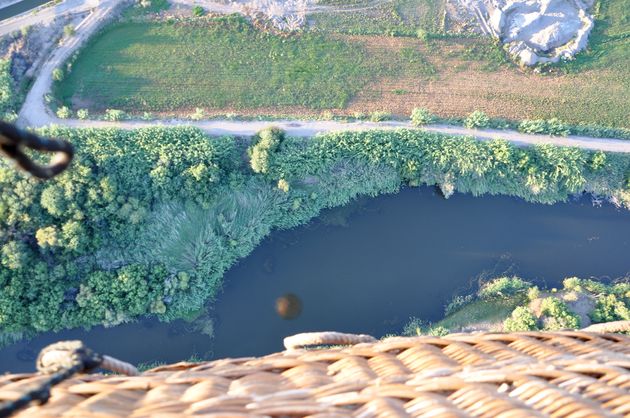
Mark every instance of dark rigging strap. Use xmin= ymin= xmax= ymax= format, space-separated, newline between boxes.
xmin=0 ymin=121 xmax=73 ymax=179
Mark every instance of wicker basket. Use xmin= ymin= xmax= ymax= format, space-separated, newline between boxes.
xmin=1 ymin=330 xmax=629 ymax=417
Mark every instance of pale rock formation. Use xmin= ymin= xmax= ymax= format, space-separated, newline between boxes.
xmin=488 ymin=0 xmax=594 ymax=65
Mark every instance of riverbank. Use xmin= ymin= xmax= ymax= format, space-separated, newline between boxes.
xmin=2 ymin=126 xmax=630 ymax=344
xmin=406 ymin=277 xmax=630 ymax=335
xmin=2 ymin=188 xmax=630 ymax=372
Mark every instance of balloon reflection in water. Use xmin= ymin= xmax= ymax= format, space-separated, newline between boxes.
xmin=275 ymin=293 xmax=303 ymax=320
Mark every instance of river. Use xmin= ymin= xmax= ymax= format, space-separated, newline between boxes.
xmin=1 ymin=187 xmax=628 ymax=372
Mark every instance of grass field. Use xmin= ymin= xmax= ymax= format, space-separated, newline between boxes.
xmin=435 ymin=299 xmax=518 ymax=331
xmin=59 ymin=16 xmax=372 ymax=111
xmin=57 ymin=0 xmax=630 ymax=128
xmin=310 ymin=0 xmax=446 ymax=36
xmin=57 ymin=15 xmax=437 ymax=114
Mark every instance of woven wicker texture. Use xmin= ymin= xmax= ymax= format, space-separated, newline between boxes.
xmin=1 ymin=331 xmax=629 ymax=417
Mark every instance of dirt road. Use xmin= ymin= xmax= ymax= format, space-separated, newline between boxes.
xmin=17 ymin=0 xmax=124 ymax=127
xmin=12 ymin=0 xmax=630 ymax=153
xmin=25 ymin=117 xmax=626 ymax=153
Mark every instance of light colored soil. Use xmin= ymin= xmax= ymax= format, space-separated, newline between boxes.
xmin=342 ymin=35 xmax=627 ymax=126
xmin=530 ymin=291 xmax=596 ymax=327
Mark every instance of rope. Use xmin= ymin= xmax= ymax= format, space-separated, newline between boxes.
xmin=284 ymin=331 xmax=377 ymax=350
xmin=0 ymin=121 xmax=73 ymax=179
xmin=0 ymin=341 xmax=138 ymax=418
xmin=582 ymin=319 xmax=630 ymax=333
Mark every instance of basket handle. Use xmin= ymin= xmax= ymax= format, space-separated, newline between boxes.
xmin=284 ymin=331 xmax=377 ymax=350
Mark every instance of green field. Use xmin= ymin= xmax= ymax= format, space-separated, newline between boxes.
xmin=57 ymin=1 xmax=630 ymax=128
xmin=59 ymin=16 xmax=372 ymax=111
xmin=311 ymin=0 xmax=446 ymax=36
xmin=58 ymin=15 xmax=440 ymax=114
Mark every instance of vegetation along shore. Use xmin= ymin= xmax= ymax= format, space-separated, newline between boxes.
xmin=2 ymin=126 xmax=630 ymax=346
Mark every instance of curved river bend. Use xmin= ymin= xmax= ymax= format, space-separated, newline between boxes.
xmin=1 ymin=187 xmax=629 ymax=372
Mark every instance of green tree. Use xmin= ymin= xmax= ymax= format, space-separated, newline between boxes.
xmin=104 ymin=109 xmax=125 ymax=121
xmin=56 ymin=106 xmax=71 ymax=119
xmin=192 ymin=5 xmax=204 ymax=16
xmin=36 ymin=226 xmax=61 ymax=248
xmin=249 ymin=127 xmax=284 ymax=174
xmin=590 ymin=294 xmax=630 ymax=323
xmin=410 ymin=107 xmax=434 ymax=126
xmin=503 ymin=306 xmax=538 ymax=331
xmin=52 ymin=68 xmax=64 ymax=82
xmin=540 ymin=297 xmax=580 ymax=330
xmin=77 ymin=109 xmax=89 ymax=120
xmin=464 ymin=110 xmax=490 ymax=129
xmin=63 ymin=24 xmax=75 ymax=37
xmin=1 ymin=241 xmax=30 ymax=270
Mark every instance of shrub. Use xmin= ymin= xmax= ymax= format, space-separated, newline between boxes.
xmin=52 ymin=68 xmax=64 ymax=82
xmin=104 ymin=109 xmax=125 ymax=121
xmin=416 ymin=28 xmax=428 ymax=42
xmin=56 ymin=106 xmax=71 ymax=119
xmin=249 ymin=127 xmax=284 ymax=174
xmin=277 ymin=178 xmax=289 ymax=192
xmin=352 ymin=111 xmax=366 ymax=120
xmin=444 ymin=294 xmax=473 ymax=316
xmin=320 ymin=110 xmax=334 ymax=120
xmin=0 ymin=59 xmax=15 ymax=117
xmin=464 ymin=110 xmax=490 ymax=129
xmin=76 ymin=109 xmax=89 ymax=120
xmin=580 ymin=279 xmax=608 ymax=295
xmin=410 ymin=107 xmax=434 ymax=126
xmin=562 ymin=277 xmax=583 ymax=293
xmin=478 ymin=277 xmax=531 ymax=299
xmin=527 ymin=286 xmax=540 ymax=301
xmin=370 ymin=111 xmax=391 ymax=122
xmin=540 ymin=297 xmax=580 ymax=330
xmin=192 ymin=6 xmax=205 ymax=16
xmin=518 ymin=119 xmax=546 ymax=134
xmin=546 ymin=118 xmax=569 ymax=136
xmin=402 ymin=317 xmax=426 ymax=336
xmin=589 ymin=151 xmax=606 ymax=171
xmin=63 ymin=24 xmax=75 ymax=37
xmin=518 ymin=118 xmax=569 ymax=136
xmin=590 ymin=294 xmax=630 ymax=323
xmin=190 ymin=107 xmax=205 ymax=120
xmin=427 ymin=326 xmax=449 ymax=336
xmin=503 ymin=306 xmax=538 ymax=331
xmin=611 ymin=282 xmax=630 ymax=298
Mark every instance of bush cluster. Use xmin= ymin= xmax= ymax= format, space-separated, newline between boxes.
xmin=248 ymin=127 xmax=284 ymax=174
xmin=0 ymin=59 xmax=17 ymax=121
xmin=463 ymin=110 xmax=490 ymax=129
xmin=539 ymin=297 xmax=581 ymax=330
xmin=410 ymin=107 xmax=434 ymax=126
xmin=478 ymin=277 xmax=531 ymax=299
xmin=518 ymin=118 xmax=570 ymax=136
xmin=503 ymin=306 xmax=537 ymax=331
xmin=104 ymin=109 xmax=125 ymax=121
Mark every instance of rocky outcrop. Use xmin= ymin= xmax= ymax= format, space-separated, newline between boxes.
xmin=489 ymin=0 xmax=594 ymax=66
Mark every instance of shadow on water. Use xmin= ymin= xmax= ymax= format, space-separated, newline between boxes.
xmin=2 ymin=187 xmax=629 ymax=372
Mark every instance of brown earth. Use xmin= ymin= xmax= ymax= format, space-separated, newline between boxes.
xmin=343 ymin=35 xmax=627 ymax=126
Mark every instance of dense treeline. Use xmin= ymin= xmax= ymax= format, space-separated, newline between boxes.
xmin=0 ymin=59 xmax=17 ymax=121
xmin=2 ymin=126 xmax=630 ymax=342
